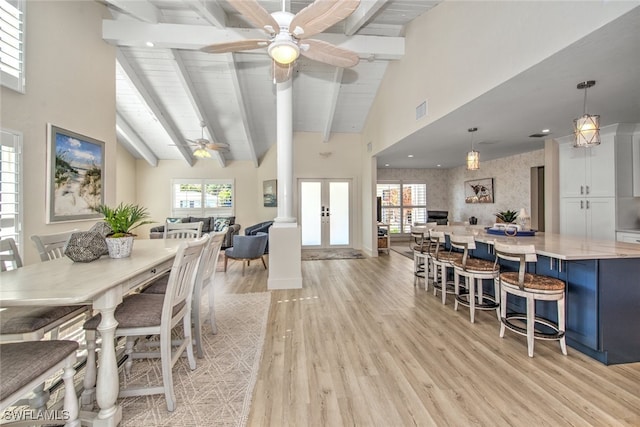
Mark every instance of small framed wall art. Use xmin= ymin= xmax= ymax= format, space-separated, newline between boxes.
xmin=464 ymin=177 xmax=494 ymax=204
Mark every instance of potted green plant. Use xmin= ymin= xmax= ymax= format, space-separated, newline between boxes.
xmin=94 ymin=203 xmax=153 ymax=258
xmin=495 ymin=209 xmax=519 ymax=224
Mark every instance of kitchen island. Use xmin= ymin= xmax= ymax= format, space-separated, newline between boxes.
xmin=435 ymin=225 xmax=640 ymax=365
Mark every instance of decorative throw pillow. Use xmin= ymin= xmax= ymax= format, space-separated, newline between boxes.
xmin=166 ymin=217 xmax=181 ymax=223
xmin=213 ymin=217 xmax=231 ymax=232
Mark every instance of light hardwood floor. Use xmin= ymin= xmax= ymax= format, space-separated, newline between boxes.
xmin=218 ymin=251 xmax=640 ymax=426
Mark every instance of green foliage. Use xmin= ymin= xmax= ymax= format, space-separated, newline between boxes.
xmin=94 ymin=203 xmax=153 ymax=238
xmin=495 ymin=209 xmax=519 ymax=223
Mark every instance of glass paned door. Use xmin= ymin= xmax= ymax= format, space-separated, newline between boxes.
xmin=299 ymin=179 xmax=352 ymax=248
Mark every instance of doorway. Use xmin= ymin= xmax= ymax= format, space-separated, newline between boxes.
xmin=531 ymin=166 xmax=545 ymax=231
xmin=298 ymin=179 xmax=352 ymax=249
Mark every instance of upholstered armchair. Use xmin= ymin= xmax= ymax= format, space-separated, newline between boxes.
xmin=244 ymin=220 xmax=273 ymax=253
xmin=223 ymin=232 xmax=268 ymax=276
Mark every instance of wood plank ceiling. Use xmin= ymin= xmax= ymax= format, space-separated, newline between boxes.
xmin=104 ymin=0 xmax=440 ymax=167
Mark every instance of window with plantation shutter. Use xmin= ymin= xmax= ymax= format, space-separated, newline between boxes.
xmin=0 ymin=0 xmax=25 ymax=93
xmin=0 ymin=128 xmax=23 ymax=251
xmin=377 ymin=181 xmax=427 ymax=234
xmin=171 ymin=179 xmax=234 ymax=218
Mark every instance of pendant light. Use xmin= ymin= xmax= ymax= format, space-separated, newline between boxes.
xmin=466 ymin=127 xmax=479 ymax=170
xmin=574 ymin=80 xmax=600 ymax=147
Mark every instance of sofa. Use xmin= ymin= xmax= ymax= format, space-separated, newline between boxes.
xmin=244 ymin=220 xmax=274 ymax=253
xmin=149 ymin=216 xmax=240 ymax=249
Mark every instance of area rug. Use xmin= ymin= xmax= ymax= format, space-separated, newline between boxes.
xmin=119 ymin=291 xmax=271 ymax=427
xmin=301 ymin=249 xmax=365 ymax=260
xmin=390 ymin=244 xmax=413 ymax=259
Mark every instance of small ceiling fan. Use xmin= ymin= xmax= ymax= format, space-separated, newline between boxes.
xmin=201 ymin=0 xmax=361 ymax=83
xmin=185 ymin=122 xmax=229 ymax=158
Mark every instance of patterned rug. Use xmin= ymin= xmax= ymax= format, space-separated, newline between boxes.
xmin=301 ymin=249 xmax=365 ymax=260
xmin=119 ymin=292 xmax=271 ymax=427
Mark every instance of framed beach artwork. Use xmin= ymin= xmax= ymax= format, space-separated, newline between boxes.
xmin=47 ymin=124 xmax=105 ymax=223
xmin=464 ymin=178 xmax=494 ymax=204
xmin=263 ymin=179 xmax=277 ymax=207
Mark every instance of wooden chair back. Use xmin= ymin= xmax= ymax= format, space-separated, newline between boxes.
xmin=30 ymin=229 xmax=79 ymax=261
xmin=0 ymin=238 xmax=22 ymax=271
xmin=163 ymin=221 xmax=203 ymax=239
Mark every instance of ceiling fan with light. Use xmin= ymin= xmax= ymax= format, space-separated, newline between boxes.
xmin=201 ymin=0 xmax=361 ymax=83
xmin=184 ymin=122 xmax=229 ymax=158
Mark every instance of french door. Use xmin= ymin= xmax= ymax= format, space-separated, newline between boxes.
xmin=299 ymin=179 xmax=352 ymax=249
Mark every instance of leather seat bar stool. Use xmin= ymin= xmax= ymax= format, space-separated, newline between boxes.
xmin=429 ymin=231 xmax=462 ymax=304
xmin=449 ymin=234 xmax=500 ymax=323
xmin=494 ymin=241 xmax=567 ymax=357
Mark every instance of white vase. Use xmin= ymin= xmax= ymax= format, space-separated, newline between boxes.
xmin=105 ymin=236 xmax=134 ymax=258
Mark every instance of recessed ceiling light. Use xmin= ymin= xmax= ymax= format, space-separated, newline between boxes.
xmin=437 ymin=164 xmax=441 ymax=167
xmin=407 ymin=154 xmax=414 ymax=158
xmin=384 ymin=163 xmax=390 ymax=167
xmin=146 ymin=41 xmax=155 ymax=47
xmin=542 ymin=129 xmax=550 ymax=133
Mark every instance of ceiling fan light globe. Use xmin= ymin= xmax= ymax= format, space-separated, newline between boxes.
xmin=268 ymin=39 xmax=299 ymax=65
xmin=193 ymin=148 xmax=211 ymax=158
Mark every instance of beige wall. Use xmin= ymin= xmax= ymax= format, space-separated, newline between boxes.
xmin=1 ymin=1 xmax=116 ymax=264
xmin=116 ymin=144 xmax=138 ymax=205
xmin=134 ymin=131 xmax=364 ymax=246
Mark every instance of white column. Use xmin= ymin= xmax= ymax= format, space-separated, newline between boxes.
xmin=275 ymin=78 xmax=296 ymax=223
xmin=268 ymin=77 xmax=302 ymax=289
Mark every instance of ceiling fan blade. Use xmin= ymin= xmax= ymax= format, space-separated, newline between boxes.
xmin=289 ymin=0 xmax=360 ymax=39
xmin=206 ymin=142 xmax=229 ymax=150
xmin=201 ymin=39 xmax=267 ymax=54
xmin=300 ymin=39 xmax=359 ymax=68
xmin=227 ymin=0 xmax=280 ymax=35
xmin=272 ymin=61 xmax=293 ymax=83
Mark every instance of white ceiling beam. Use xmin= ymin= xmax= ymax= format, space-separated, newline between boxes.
xmin=344 ymin=0 xmax=388 ymax=36
xmin=116 ymin=113 xmax=158 ymax=167
xmin=103 ymin=20 xmax=405 ymax=59
xmin=226 ymin=53 xmax=259 ymax=168
xmin=116 ymin=49 xmax=195 ymax=166
xmin=171 ymin=49 xmax=227 ymax=168
xmin=321 ymin=68 xmax=344 ymax=142
xmin=103 ymin=0 xmax=160 ymax=23
xmin=182 ymin=0 xmax=227 ymax=28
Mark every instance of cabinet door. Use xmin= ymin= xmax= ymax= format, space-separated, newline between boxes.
xmin=586 ymin=137 xmax=615 ymax=197
xmin=559 ymin=143 xmax=587 ymax=198
xmin=586 ymin=197 xmax=616 ymax=241
xmin=560 ymin=198 xmax=587 ymax=237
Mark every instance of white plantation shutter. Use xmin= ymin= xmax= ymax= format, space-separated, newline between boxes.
xmin=0 ymin=128 xmax=23 ymax=250
xmin=171 ymin=179 xmax=234 ymax=218
xmin=377 ymin=181 xmax=427 ymax=234
xmin=0 ymin=0 xmax=25 ymax=93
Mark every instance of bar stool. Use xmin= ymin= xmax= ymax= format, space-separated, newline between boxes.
xmin=429 ymin=231 xmax=462 ymax=304
xmin=449 ymin=234 xmax=500 ymax=323
xmin=494 ymin=242 xmax=567 ymax=357
xmin=410 ymin=226 xmax=428 ymax=290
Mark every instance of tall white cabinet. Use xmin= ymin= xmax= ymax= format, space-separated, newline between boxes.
xmin=558 ymin=125 xmax=618 ymax=240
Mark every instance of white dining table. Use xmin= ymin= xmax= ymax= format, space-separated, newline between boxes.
xmin=0 ymin=239 xmax=182 ymax=426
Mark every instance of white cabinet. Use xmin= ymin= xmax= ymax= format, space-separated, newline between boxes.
xmin=559 ymin=128 xmax=617 ymax=240
xmin=617 ymin=231 xmax=640 ymax=244
xmin=561 ymin=197 xmax=616 ymax=240
xmin=559 ymin=135 xmax=615 ymax=198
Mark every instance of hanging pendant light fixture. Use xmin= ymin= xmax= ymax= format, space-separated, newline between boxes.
xmin=466 ymin=127 xmax=479 ymax=170
xmin=574 ymin=80 xmax=600 ymax=147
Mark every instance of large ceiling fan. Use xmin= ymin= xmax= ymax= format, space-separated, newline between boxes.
xmin=201 ymin=0 xmax=361 ymax=83
xmin=186 ymin=122 xmax=229 ymax=158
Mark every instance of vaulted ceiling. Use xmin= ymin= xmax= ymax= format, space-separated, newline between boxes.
xmin=103 ymin=0 xmax=440 ymax=168
xmin=103 ymin=2 xmax=640 ymax=171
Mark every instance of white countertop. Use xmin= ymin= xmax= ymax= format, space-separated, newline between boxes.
xmin=435 ymin=225 xmax=640 ymax=260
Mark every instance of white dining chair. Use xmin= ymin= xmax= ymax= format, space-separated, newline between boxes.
xmin=83 ymin=235 xmax=208 ymax=412
xmin=163 ymin=221 xmax=203 ymax=239
xmin=0 ymin=340 xmax=79 ymax=427
xmin=30 ymin=229 xmax=79 ymax=261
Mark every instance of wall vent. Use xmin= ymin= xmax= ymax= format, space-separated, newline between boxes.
xmin=529 ymin=133 xmax=549 ymax=138
xmin=416 ymin=100 xmax=427 ymax=120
